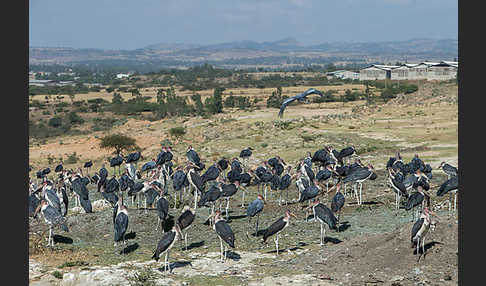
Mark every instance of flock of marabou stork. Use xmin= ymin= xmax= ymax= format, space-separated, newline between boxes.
xmin=29 ymin=144 xmax=458 ymax=270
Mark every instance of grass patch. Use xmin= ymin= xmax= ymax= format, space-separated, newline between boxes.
xmin=57 ymin=260 xmax=89 ymax=269
xmin=126 ymin=266 xmax=158 ymax=286
xmin=52 ymin=270 xmax=63 ymax=279
xmin=181 ymin=274 xmax=244 ymax=286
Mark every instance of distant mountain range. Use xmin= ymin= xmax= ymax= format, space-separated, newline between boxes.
xmin=29 ymin=38 xmax=458 ymax=70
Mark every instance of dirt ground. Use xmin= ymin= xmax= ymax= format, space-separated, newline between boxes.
xmin=28 ymin=82 xmax=458 ymax=285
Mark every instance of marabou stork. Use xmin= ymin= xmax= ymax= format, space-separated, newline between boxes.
xmin=230 ymin=157 xmax=243 ymax=175
xmin=388 ymin=168 xmax=409 ymax=210
xmin=207 ymin=210 xmax=235 ymax=262
xmin=186 ymin=145 xmax=202 ymax=168
xmin=239 ymin=147 xmax=253 ymax=171
xmin=337 ymin=146 xmax=356 ymax=166
xmin=110 ymin=155 xmax=124 ymax=176
xmin=342 ymin=164 xmax=376 ymax=205
xmin=55 ymin=161 xmax=63 ymax=173
xmin=100 ymin=183 xmax=119 ymax=207
xmin=405 ymin=185 xmax=431 ymax=222
xmin=114 ymin=197 xmax=129 ymax=253
xmin=155 ymin=195 xmax=170 ymax=232
xmin=198 ymin=182 xmax=222 ymax=225
xmin=176 ymin=205 xmax=195 ymax=251
xmin=306 ymin=198 xmax=338 ymax=245
xmin=411 ymin=207 xmax=439 ymax=262
xmin=238 ymin=171 xmax=252 ymax=207
xmin=438 ymin=161 xmax=458 ymax=179
xmin=172 ymin=166 xmax=189 ymax=210
xmin=201 ymin=163 xmax=222 ymax=185
xmin=152 ymin=225 xmax=182 ymax=272
xmin=298 ymin=180 xmax=322 ymax=221
xmin=262 ymin=210 xmax=297 ymax=255
xmin=278 ymin=88 xmax=324 ymax=118
xmin=83 ymin=160 xmax=93 ymax=177
xmin=35 ymin=200 xmax=69 ymax=247
xmin=220 ymin=180 xmax=239 ymax=220
xmin=278 ymin=166 xmax=292 ymax=206
xmin=436 ymin=175 xmax=458 ymax=215
xmin=217 ymin=158 xmax=229 ymax=180
xmin=330 ymin=184 xmax=345 ymax=231
xmin=186 ymin=163 xmax=206 ymax=210
xmin=247 ymin=194 xmax=265 ymax=236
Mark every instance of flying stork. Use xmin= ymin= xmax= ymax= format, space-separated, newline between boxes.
xmin=278 ymin=88 xmax=324 ymax=118
xmin=306 ymin=198 xmax=338 ymax=245
xmin=262 ymin=210 xmax=297 ymax=255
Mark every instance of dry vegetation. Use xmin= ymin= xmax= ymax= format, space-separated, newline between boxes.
xmin=29 ymin=80 xmax=458 ymax=285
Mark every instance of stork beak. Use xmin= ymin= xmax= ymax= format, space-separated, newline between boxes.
xmin=289 ymin=212 xmax=297 ymax=218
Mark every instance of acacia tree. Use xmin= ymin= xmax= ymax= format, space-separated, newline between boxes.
xmin=99 ymin=134 xmax=137 ymax=155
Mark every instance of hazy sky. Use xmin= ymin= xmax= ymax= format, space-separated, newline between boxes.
xmin=29 ymin=0 xmax=458 ymax=50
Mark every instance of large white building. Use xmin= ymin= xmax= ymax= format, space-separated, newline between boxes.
xmin=360 ymin=61 xmax=458 ymax=81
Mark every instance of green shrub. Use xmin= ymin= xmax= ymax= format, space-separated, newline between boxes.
xmin=48 ymin=117 xmax=62 ymax=128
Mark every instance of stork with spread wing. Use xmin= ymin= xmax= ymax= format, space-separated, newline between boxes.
xmin=278 ymin=88 xmax=324 ymax=118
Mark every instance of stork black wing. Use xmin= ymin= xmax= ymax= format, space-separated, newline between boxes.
xmin=156 ymin=197 xmax=169 ymax=221
xmin=405 ymin=192 xmax=424 ymax=210
xmin=278 ymin=96 xmax=297 ymax=118
xmin=411 ymin=218 xmax=424 ymax=243
xmin=215 ymin=220 xmax=235 ymax=248
xmin=314 ymin=204 xmax=337 ymax=230
xmin=437 ymin=176 xmax=458 ymax=196
xmin=177 ymin=210 xmax=195 ymax=230
xmin=247 ymin=199 xmax=264 ymax=217
xmin=279 ymin=174 xmax=291 ymax=190
xmin=263 ymin=217 xmax=286 ymax=242
xmin=152 ymin=230 xmax=176 ymax=261
xmin=331 ymin=192 xmax=345 ymax=213
xmin=114 ymin=212 xmax=128 ymax=242
xmin=61 ymin=187 xmax=69 ymax=216
xmin=79 ymin=197 xmax=93 ymax=213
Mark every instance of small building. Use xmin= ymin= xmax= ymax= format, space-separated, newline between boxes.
xmin=29 ymin=79 xmax=53 ymax=87
xmin=326 ymin=70 xmax=360 ymax=80
xmin=116 ymin=73 xmax=130 ymax=79
xmin=359 ymin=65 xmax=398 ymax=81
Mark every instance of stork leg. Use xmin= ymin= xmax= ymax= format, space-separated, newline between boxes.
xmin=156 ymin=217 xmax=160 ymax=231
xmin=416 ymin=237 xmax=420 ymax=255
xmin=454 ymin=192 xmax=457 ymax=213
xmin=220 ymin=237 xmax=224 ymax=262
xmin=241 ymin=188 xmax=246 ymax=208
xmin=320 ymin=223 xmax=324 ymax=246
xmin=275 ymin=234 xmax=280 ymax=255
xmin=185 ymin=232 xmax=188 ymax=251
xmin=174 ymin=192 xmax=177 ymax=210
xmin=264 ymin=185 xmax=267 ymax=201
xmin=279 ymin=190 xmax=282 ymax=206
xmin=359 ymin=183 xmax=363 ymax=205
xmin=225 ymin=197 xmax=230 ymax=221
xmin=164 ymin=251 xmax=169 ymax=272
xmin=256 ymin=213 xmax=260 ymax=236
xmin=337 ymin=210 xmax=341 ymax=232
xmin=47 ymin=226 xmax=53 ymax=247
xmin=286 ymin=188 xmax=289 ymax=205
xmin=194 ymin=188 xmax=198 ymax=210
